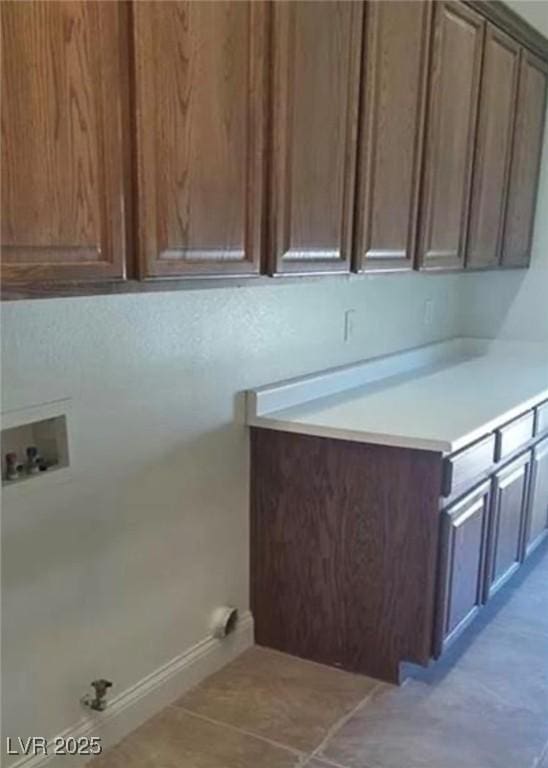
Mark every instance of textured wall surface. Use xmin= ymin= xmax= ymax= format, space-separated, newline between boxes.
xmin=1 ymin=273 xmax=461 ymax=750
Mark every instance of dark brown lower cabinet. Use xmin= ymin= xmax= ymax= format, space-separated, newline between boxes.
xmin=434 ymin=481 xmax=491 ymax=657
xmin=485 ymin=452 xmax=531 ymax=598
xmin=525 ymin=438 xmax=548 ymax=556
xmin=251 ymin=409 xmax=547 ymax=684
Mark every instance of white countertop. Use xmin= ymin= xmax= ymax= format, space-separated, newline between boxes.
xmin=246 ymin=338 xmax=548 ymax=454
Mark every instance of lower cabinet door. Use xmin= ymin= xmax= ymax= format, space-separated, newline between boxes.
xmin=434 ymin=480 xmax=491 ymax=658
xmin=485 ymin=452 xmax=531 ymax=598
xmin=524 ymin=438 xmax=548 ymax=557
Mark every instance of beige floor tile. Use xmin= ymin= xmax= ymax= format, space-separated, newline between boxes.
xmin=420 ymin=618 xmax=548 ymax=717
xmin=306 ymin=759 xmax=349 ymax=768
xmin=90 ymin=707 xmax=302 ymax=768
xmin=320 ymin=674 xmax=548 ymax=768
xmin=176 ymin=646 xmax=377 ymax=752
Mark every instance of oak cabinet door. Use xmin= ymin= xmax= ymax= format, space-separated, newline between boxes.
xmin=267 ymin=1 xmax=362 ymax=275
xmin=524 ymin=438 xmax=548 ymax=557
xmin=1 ymin=1 xmax=127 ymax=283
xmin=133 ymin=1 xmax=266 ymax=278
xmin=417 ymin=1 xmax=484 ymax=270
xmin=502 ymin=50 xmax=548 ymax=268
xmin=354 ymin=1 xmax=431 ymax=273
xmin=434 ymin=481 xmax=490 ymax=658
xmin=466 ymin=25 xmax=520 ymax=269
xmin=485 ymin=453 xmax=530 ymax=599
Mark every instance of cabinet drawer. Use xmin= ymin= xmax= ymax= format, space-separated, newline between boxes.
xmin=535 ymin=400 xmax=548 ymax=436
xmin=442 ymin=435 xmax=496 ymax=498
xmin=495 ymin=411 xmax=534 ymax=461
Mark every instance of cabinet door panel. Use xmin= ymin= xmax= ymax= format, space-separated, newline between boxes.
xmin=502 ymin=50 xmax=548 ymax=268
xmin=467 ymin=25 xmax=520 ymax=269
xmin=268 ymin=1 xmax=362 ymax=275
xmin=486 ymin=453 xmax=530 ymax=598
xmin=525 ymin=438 xmax=548 ymax=556
xmin=354 ymin=1 xmax=431 ymax=272
xmin=417 ymin=1 xmax=484 ymax=270
xmin=1 ymin=1 xmax=127 ymax=282
xmin=434 ymin=481 xmax=490 ymax=657
xmin=133 ymin=1 xmax=266 ymax=278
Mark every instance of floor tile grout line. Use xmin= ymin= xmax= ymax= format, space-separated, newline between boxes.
xmin=170 ymin=703 xmax=307 ymax=760
xmin=301 ymin=753 xmax=352 ymax=768
xmin=307 ymin=681 xmax=385 ymax=762
xmin=302 ymin=754 xmax=348 ymax=768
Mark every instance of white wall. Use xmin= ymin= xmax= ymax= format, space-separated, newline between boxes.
xmin=460 ymin=0 xmax=548 ymax=341
xmin=1 ymin=273 xmax=461 ymax=755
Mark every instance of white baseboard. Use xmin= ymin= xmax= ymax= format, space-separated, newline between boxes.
xmin=7 ymin=612 xmax=254 ymax=768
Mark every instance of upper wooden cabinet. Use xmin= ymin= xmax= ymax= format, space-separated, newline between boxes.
xmin=417 ymin=2 xmax=484 ymax=271
xmin=0 ymin=1 xmax=128 ymax=283
xmin=2 ymin=0 xmax=548 ymax=297
xmin=267 ymin=1 xmax=362 ymax=275
xmin=501 ymin=50 xmax=548 ymax=268
xmin=466 ymin=25 xmax=520 ymax=269
xmin=354 ymin=1 xmax=431 ymax=273
xmin=133 ymin=1 xmax=267 ymax=278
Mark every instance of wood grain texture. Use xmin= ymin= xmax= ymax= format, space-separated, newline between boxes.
xmin=354 ymin=0 xmax=431 ymax=273
xmin=417 ymin=1 xmax=484 ymax=271
xmin=466 ymin=24 xmax=520 ymax=269
xmin=466 ymin=0 xmax=548 ymax=64
xmin=1 ymin=1 xmax=127 ymax=282
xmin=250 ymin=428 xmax=443 ymax=683
xmin=525 ymin=438 xmax=548 ymax=557
xmin=434 ymin=481 xmax=491 ymax=657
xmin=133 ymin=1 xmax=266 ymax=278
xmin=502 ymin=49 xmax=548 ymax=268
xmin=267 ymin=1 xmax=362 ymax=275
xmin=485 ymin=451 xmax=531 ymax=598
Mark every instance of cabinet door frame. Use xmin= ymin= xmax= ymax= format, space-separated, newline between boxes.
xmin=354 ymin=0 xmax=432 ymax=273
xmin=133 ymin=1 xmax=268 ymax=279
xmin=465 ymin=23 xmax=520 ymax=270
xmin=484 ymin=451 xmax=531 ymax=600
xmin=524 ymin=437 xmax=548 ymax=557
xmin=416 ymin=0 xmax=485 ymax=271
xmin=433 ymin=480 xmax=491 ymax=658
xmin=266 ymin=1 xmax=363 ymax=276
xmin=1 ymin=1 xmax=129 ymax=283
xmin=501 ymin=48 xmax=548 ymax=269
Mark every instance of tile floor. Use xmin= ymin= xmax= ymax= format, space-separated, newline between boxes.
xmin=91 ymin=545 xmax=548 ymax=768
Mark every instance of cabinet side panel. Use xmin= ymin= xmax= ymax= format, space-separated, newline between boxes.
xmin=250 ymin=428 xmax=442 ymax=682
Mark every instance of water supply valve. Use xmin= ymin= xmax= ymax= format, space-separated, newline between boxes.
xmin=81 ymin=679 xmax=113 ymax=712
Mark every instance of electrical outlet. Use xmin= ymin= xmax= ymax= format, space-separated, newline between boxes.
xmin=423 ymin=299 xmax=434 ymax=328
xmin=344 ymin=309 xmax=356 ymax=343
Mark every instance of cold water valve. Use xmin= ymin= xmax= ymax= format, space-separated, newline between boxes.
xmin=81 ymin=679 xmax=113 ymax=712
